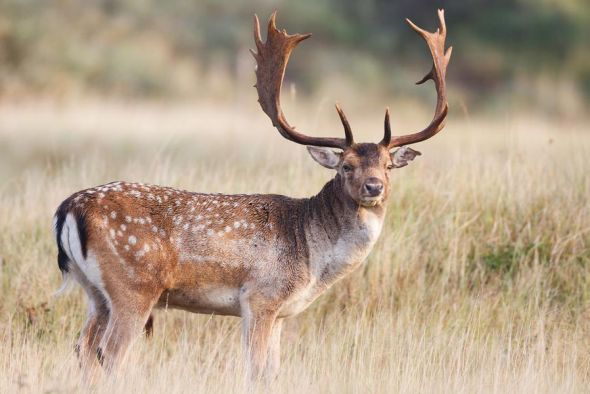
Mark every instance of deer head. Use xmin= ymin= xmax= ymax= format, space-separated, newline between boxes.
xmin=251 ymin=10 xmax=452 ymax=208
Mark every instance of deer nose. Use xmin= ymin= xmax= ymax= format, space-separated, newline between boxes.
xmin=363 ymin=178 xmax=384 ymax=197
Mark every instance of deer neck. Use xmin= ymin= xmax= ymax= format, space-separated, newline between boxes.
xmin=303 ymin=175 xmax=386 ymax=287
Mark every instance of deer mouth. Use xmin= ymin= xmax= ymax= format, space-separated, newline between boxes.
xmin=359 ymin=196 xmax=382 ymax=207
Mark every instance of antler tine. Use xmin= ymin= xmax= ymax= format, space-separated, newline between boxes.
xmin=382 ymin=108 xmax=391 ymax=145
xmin=252 ymin=12 xmax=353 ymax=150
xmin=382 ymin=9 xmax=452 ymax=148
xmin=252 ymin=15 xmax=263 ymax=55
xmin=335 ymin=104 xmax=354 ymax=146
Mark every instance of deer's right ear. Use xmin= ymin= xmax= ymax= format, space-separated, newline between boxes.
xmin=307 ymin=146 xmax=341 ymax=169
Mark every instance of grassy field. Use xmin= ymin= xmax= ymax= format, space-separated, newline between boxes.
xmin=0 ymin=100 xmax=589 ymax=393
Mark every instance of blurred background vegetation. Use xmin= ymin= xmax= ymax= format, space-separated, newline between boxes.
xmin=0 ymin=0 xmax=588 ymax=117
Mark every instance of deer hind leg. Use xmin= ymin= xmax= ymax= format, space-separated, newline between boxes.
xmin=76 ymin=284 xmax=110 ymax=369
xmin=96 ymin=289 xmax=158 ymax=374
xmin=62 ymin=260 xmax=111 ymax=383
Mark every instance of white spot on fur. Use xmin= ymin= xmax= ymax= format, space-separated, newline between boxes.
xmin=110 ymin=211 xmax=117 ymax=219
xmin=125 ymin=216 xmax=132 ymax=223
xmin=128 ymin=235 xmax=137 ymax=245
xmin=109 ymin=228 xmax=116 ymax=238
xmin=120 ymin=224 xmax=127 ymax=231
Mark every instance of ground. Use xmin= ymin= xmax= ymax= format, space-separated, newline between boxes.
xmin=0 ymin=100 xmax=588 ymax=393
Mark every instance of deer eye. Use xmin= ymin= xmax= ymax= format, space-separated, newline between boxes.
xmin=342 ymin=164 xmax=354 ymax=173
xmin=386 ymin=164 xmax=394 ymax=170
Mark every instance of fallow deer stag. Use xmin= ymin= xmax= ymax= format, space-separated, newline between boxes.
xmin=53 ymin=9 xmax=451 ymax=379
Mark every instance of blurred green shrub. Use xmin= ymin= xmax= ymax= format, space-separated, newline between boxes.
xmin=0 ymin=0 xmax=587 ymax=112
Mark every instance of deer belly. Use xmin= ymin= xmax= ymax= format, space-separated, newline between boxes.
xmin=160 ymin=286 xmax=241 ymax=316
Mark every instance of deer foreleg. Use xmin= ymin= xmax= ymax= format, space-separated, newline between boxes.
xmin=241 ymin=295 xmax=280 ymax=380
xmin=266 ymin=318 xmax=283 ymax=379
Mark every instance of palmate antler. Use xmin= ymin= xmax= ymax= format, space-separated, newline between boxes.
xmin=382 ymin=9 xmax=452 ymax=148
xmin=251 ymin=12 xmax=354 ymax=149
xmin=252 ymin=10 xmax=451 ymax=150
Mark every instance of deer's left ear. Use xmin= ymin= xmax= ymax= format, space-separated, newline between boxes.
xmin=307 ymin=146 xmax=341 ymax=169
xmin=391 ymin=146 xmax=421 ymax=168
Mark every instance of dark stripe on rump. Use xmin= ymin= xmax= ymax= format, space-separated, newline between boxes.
xmin=75 ymin=211 xmax=88 ymax=259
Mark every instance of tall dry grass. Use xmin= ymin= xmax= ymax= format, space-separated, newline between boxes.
xmin=0 ymin=101 xmax=589 ymax=393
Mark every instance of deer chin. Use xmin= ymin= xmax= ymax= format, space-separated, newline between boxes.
xmin=359 ymin=197 xmax=383 ymax=208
